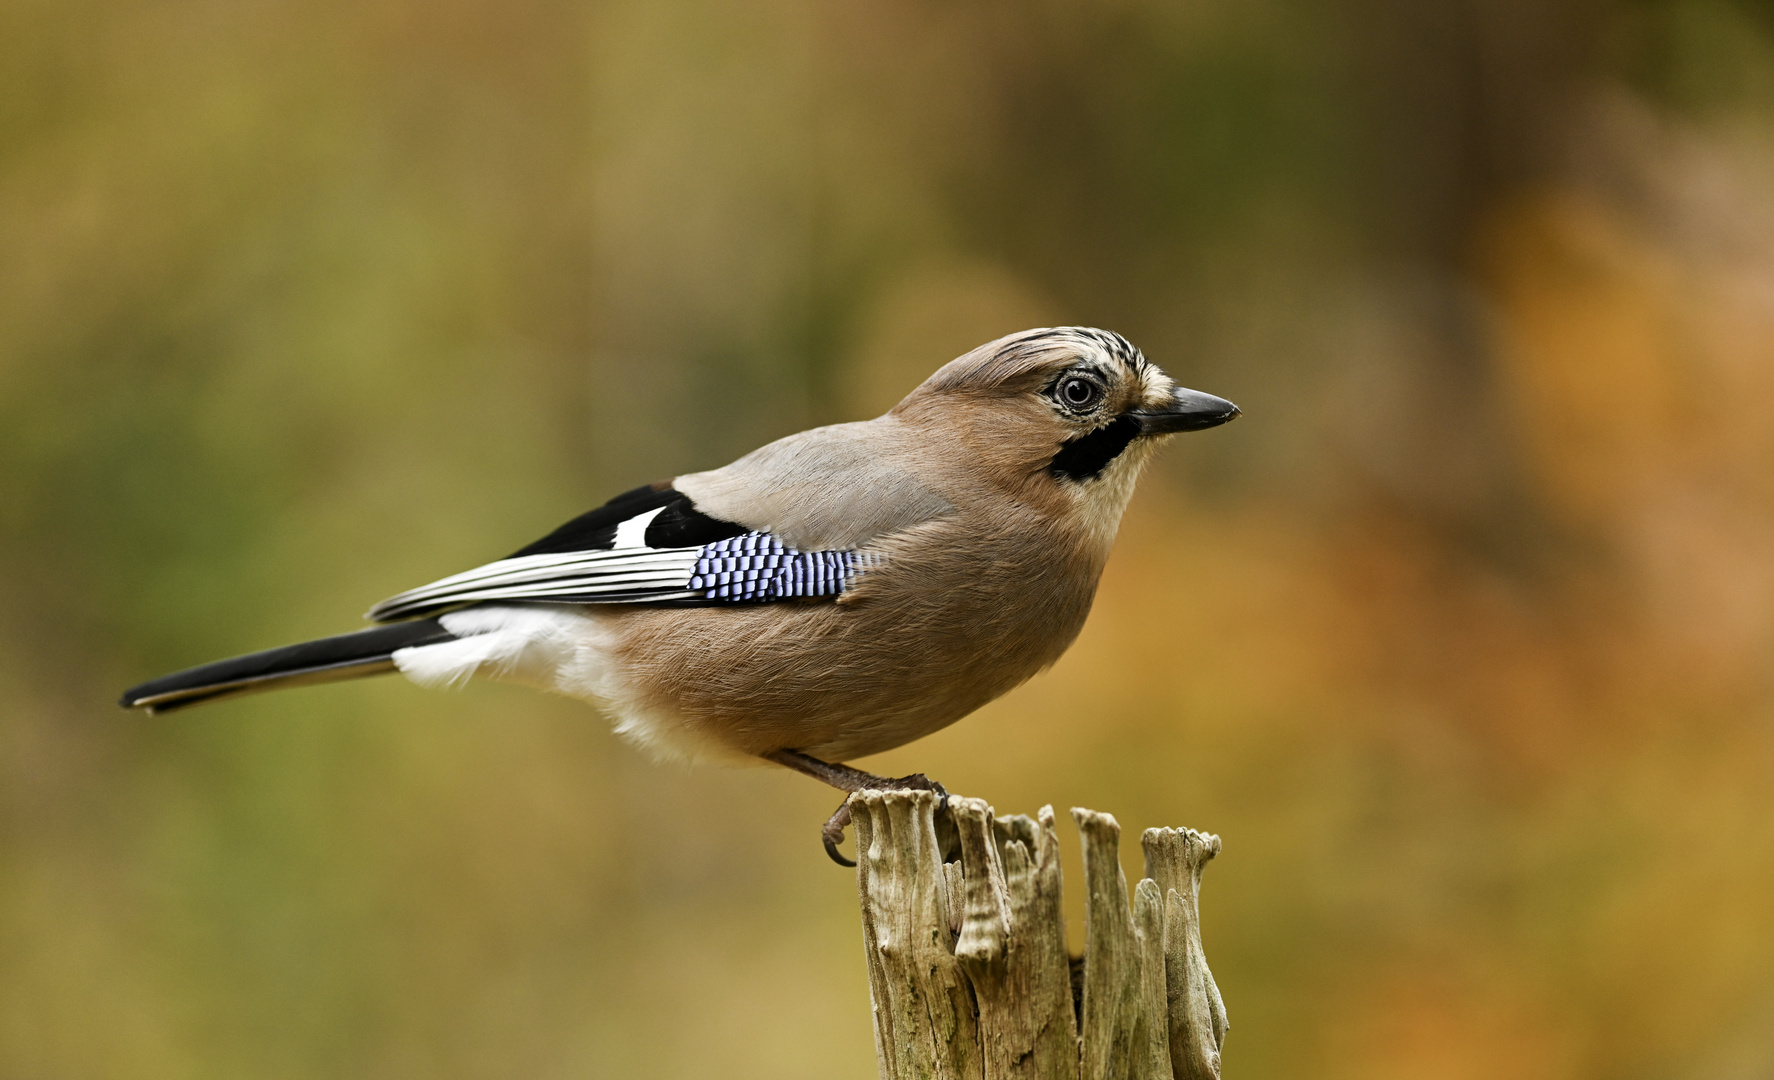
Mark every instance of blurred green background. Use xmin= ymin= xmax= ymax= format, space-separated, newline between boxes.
xmin=6 ymin=0 xmax=1774 ymax=1076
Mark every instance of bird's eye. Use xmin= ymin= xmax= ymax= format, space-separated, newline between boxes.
xmin=1057 ymin=376 xmax=1102 ymax=410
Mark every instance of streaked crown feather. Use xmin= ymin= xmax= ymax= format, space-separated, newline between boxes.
xmin=907 ymin=326 xmax=1150 ymax=400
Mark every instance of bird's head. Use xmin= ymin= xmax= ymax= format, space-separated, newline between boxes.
xmin=892 ymin=326 xmax=1239 ymax=534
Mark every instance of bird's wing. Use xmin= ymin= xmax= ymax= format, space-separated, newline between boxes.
xmin=672 ymin=417 xmax=956 ymax=552
xmin=366 ymin=485 xmax=874 ymax=622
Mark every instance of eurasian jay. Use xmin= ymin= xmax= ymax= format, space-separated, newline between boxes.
xmin=120 ymin=327 xmax=1239 ymax=862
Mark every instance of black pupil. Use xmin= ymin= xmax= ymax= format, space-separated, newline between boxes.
xmin=1063 ymin=379 xmax=1096 ymax=407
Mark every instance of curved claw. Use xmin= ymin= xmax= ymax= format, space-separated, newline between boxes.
xmin=823 ymin=832 xmax=857 ymax=868
xmin=822 ymin=799 xmax=857 ymax=868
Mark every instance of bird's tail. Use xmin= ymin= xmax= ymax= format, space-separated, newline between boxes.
xmin=118 ymin=619 xmax=458 ymax=714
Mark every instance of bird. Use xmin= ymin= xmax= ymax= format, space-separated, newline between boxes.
xmin=119 ymin=327 xmax=1239 ymax=863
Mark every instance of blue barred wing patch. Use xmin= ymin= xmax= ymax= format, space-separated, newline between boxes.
xmin=688 ymin=532 xmax=871 ymax=601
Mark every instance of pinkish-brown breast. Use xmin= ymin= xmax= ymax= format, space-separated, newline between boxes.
xmin=600 ymin=500 xmax=1110 ymax=761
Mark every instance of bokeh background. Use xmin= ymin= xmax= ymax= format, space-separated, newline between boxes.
xmin=5 ymin=0 xmax=1774 ymax=1076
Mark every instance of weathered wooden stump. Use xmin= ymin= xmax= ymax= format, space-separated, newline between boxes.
xmin=850 ymin=790 xmax=1227 ymax=1080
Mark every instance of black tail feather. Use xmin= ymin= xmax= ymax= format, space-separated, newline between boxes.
xmin=120 ymin=619 xmax=457 ymax=714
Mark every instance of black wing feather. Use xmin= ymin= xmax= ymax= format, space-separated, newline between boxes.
xmin=507 ymin=484 xmax=669 ymax=557
xmin=507 ymin=484 xmax=748 ymax=557
xmin=642 ymin=496 xmax=748 ymax=547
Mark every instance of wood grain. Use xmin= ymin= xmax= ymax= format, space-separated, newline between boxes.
xmin=850 ymin=791 xmax=1225 ymax=1080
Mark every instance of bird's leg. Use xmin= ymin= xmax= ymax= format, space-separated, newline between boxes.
xmin=763 ymin=749 xmax=948 ymax=867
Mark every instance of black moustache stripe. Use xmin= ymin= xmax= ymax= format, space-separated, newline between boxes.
xmin=1048 ymin=416 xmax=1141 ymax=482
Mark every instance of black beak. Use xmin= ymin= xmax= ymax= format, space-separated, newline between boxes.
xmin=1131 ymin=387 xmax=1241 ymax=434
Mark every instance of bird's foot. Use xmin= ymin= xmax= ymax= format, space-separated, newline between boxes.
xmin=764 ymin=749 xmax=949 ymax=867
xmin=817 ymin=778 xmax=950 ymax=868
xmin=821 ymin=801 xmax=855 ymax=867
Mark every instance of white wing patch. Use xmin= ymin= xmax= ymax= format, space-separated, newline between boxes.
xmin=612 ymin=505 xmax=665 ymax=549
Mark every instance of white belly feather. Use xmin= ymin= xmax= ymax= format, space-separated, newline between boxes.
xmin=390 ymin=604 xmax=713 ymax=764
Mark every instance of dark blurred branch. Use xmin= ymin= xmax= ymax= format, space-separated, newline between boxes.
xmin=850 ymin=790 xmax=1226 ymax=1080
